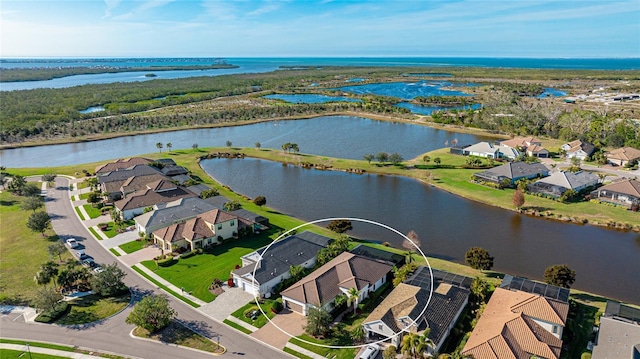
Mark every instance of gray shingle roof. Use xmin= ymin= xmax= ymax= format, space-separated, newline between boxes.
xmin=475 ymin=161 xmax=549 ymax=181
xmin=98 ymin=165 xmax=162 ymax=184
xmin=233 ymin=231 xmax=332 ymax=284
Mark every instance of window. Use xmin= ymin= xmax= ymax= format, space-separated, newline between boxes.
xmin=217 ymin=224 xmax=222 ymax=230
xmin=230 ymin=220 xmax=234 ymax=226
xmin=378 ymin=324 xmax=383 ymax=330
xmin=553 ymin=326 xmax=558 ymax=334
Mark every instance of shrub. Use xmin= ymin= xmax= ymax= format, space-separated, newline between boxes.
xmin=581 ymin=353 xmax=592 ymax=359
xmin=272 ymin=299 xmax=283 ymax=313
xmin=196 ymin=248 xmax=203 ymax=254
xmin=244 ymin=306 xmax=259 ymax=318
xmin=227 ymin=278 xmax=235 ymax=287
xmin=180 ymin=251 xmax=195 ymax=259
xmin=157 ymin=257 xmax=177 ymax=267
xmin=35 ymin=302 xmax=69 ymax=323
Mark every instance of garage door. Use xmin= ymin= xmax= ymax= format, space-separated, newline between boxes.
xmin=285 ymin=300 xmax=304 ymax=315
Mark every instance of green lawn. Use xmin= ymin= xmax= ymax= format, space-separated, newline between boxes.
xmin=0 ymin=349 xmax=69 ymax=359
xmin=141 ymin=229 xmax=279 ymax=302
xmin=223 ymin=319 xmax=252 ymax=334
xmin=229 ymin=299 xmax=279 ymax=328
xmin=119 ymin=239 xmax=146 ymax=254
xmin=283 ymin=347 xmax=314 ymax=359
xmin=82 ymin=204 xmax=103 ymax=219
xmin=78 ymin=192 xmax=90 ymax=200
xmin=0 ymin=191 xmax=70 ymax=305
xmin=109 ymin=248 xmax=122 ymax=257
xmin=131 ymin=266 xmax=200 ymax=308
xmin=561 ymin=300 xmax=600 ymax=359
xmin=88 ymin=226 xmax=101 ymax=240
xmin=289 ymin=335 xmax=356 ymax=359
xmin=74 ymin=206 xmax=86 ymax=220
xmin=102 ymin=220 xmax=135 ymax=238
xmin=133 ymin=321 xmax=224 ymax=354
xmin=54 ymin=293 xmax=130 ymax=325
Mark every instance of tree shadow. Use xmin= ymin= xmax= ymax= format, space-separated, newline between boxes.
xmin=49 ymin=213 xmax=66 ymax=220
xmin=179 ymin=318 xmax=215 ymax=337
xmin=571 ymin=292 xmax=608 ymax=306
xmin=0 ymin=199 xmax=18 ymax=206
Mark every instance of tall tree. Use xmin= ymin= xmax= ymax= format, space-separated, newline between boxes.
xmin=465 ymin=247 xmax=494 ymax=271
xmin=304 ymin=306 xmax=332 ymax=337
xmin=192 ymin=143 xmax=199 ymax=150
xmin=434 ymin=157 xmax=442 ymax=166
xmin=255 ymin=142 xmax=261 ymax=149
xmin=33 ymin=286 xmax=63 ymax=312
xmin=47 ymin=242 xmax=66 ymax=262
xmin=512 ymin=188 xmax=525 ymax=210
xmin=363 ymin=154 xmax=374 ymax=164
xmin=376 ymin=152 xmax=389 ymax=163
xmin=7 ymin=175 xmax=26 ymax=194
xmin=289 ymin=264 xmax=305 ymax=282
xmin=41 ymin=174 xmax=57 ymax=185
xmin=91 ymin=263 xmax=128 ymax=296
xmin=21 ymin=196 xmax=44 ymax=213
xmin=326 ymin=219 xmax=352 ymax=233
xmin=347 ymin=287 xmax=360 ymax=314
xmin=156 ymin=142 xmax=163 ymax=153
xmin=253 ymin=196 xmax=266 ymax=208
xmin=422 ymin=155 xmax=431 ymax=164
xmin=166 ymin=142 xmax=172 ymax=152
xmin=226 ymin=140 xmax=232 ymax=148
xmin=544 ymin=264 xmax=576 ymax=288
xmin=126 ymin=295 xmax=176 ymax=333
xmin=223 ymin=200 xmax=241 ymax=211
xmin=27 ymin=211 xmax=51 ymax=236
xmin=389 ymin=152 xmax=404 ymax=165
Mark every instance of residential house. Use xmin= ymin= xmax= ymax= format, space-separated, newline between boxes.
xmin=462 ymin=142 xmax=520 ymax=160
xmin=527 ymin=170 xmax=599 ymax=198
xmin=590 ymin=179 xmax=640 ymax=208
xmin=474 ymin=161 xmax=550 ymax=185
xmin=161 ymin=165 xmax=189 ymax=177
xmin=461 ymin=275 xmax=570 ymax=359
xmin=592 ymin=301 xmax=640 ymax=359
xmin=281 ymin=252 xmax=392 ymax=316
xmin=562 ymin=140 xmax=595 ymax=160
xmin=98 ymin=165 xmax=164 ymax=200
xmin=119 ymin=173 xmax=172 ymax=198
xmin=115 ymin=180 xmax=196 ymax=219
xmin=134 ymin=197 xmax=219 ymax=234
xmin=501 ymin=137 xmax=549 ymax=158
xmin=152 ymin=209 xmax=243 ymax=252
xmin=605 ymin=147 xmax=640 ymax=166
xmin=232 ymin=231 xmax=332 ymax=297
xmin=95 ymin=157 xmax=152 ymax=174
xmin=362 ymin=267 xmax=471 ymax=351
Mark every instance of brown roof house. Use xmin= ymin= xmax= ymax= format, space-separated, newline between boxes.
xmin=281 ymin=252 xmax=392 ymax=316
xmin=362 ymin=267 xmax=471 ymax=352
xmin=561 ymin=140 xmax=595 ymax=160
xmin=115 ymin=180 xmax=196 ymax=219
xmin=605 ymin=147 xmax=640 ymax=166
xmin=501 ymin=137 xmax=549 ymax=158
xmin=462 ymin=276 xmax=569 ymax=359
xmin=95 ymin=157 xmax=152 ymax=174
xmin=152 ymin=209 xmax=244 ymax=252
xmin=590 ymin=179 xmax=640 ymax=209
xmin=98 ymin=164 xmax=164 ymax=200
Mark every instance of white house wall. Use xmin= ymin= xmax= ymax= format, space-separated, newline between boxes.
xmin=531 ymin=317 xmax=564 ymax=339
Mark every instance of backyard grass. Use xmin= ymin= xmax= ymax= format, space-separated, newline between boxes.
xmin=119 ymin=239 xmax=146 ymax=254
xmin=229 ymin=298 xmax=279 ymax=329
xmin=82 ymin=204 xmax=103 ymax=219
xmin=131 ymin=266 xmax=200 ymax=308
xmin=132 ymin=320 xmax=224 ymax=354
xmin=53 ymin=293 xmax=130 ymax=325
xmin=289 ymin=335 xmax=356 ymax=359
xmin=109 ymin=248 xmax=122 ymax=257
xmin=223 ymin=319 xmax=252 ymax=334
xmin=74 ymin=206 xmax=86 ymax=220
xmin=141 ymin=228 xmax=280 ymax=302
xmin=0 ymin=191 xmax=70 ymax=305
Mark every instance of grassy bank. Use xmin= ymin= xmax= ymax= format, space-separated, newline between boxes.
xmin=132 ymin=320 xmax=224 ymax=355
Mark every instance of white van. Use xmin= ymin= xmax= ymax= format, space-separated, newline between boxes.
xmin=359 ymin=344 xmax=380 ymax=359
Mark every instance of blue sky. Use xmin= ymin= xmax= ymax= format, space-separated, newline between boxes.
xmin=1 ymin=0 xmax=638 ymax=58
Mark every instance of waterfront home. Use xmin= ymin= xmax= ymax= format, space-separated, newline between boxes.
xmin=592 ymin=301 xmax=640 ymax=359
xmin=161 ymin=165 xmax=189 ymax=176
xmin=561 ymin=140 xmax=595 ymax=160
xmin=119 ymin=173 xmax=171 ymax=198
xmin=114 ymin=180 xmax=196 ymax=219
xmin=527 ymin=170 xmax=599 ymax=198
xmin=590 ymin=179 xmax=640 ymax=209
xmin=362 ymin=267 xmax=470 ymax=351
xmin=281 ymin=252 xmax=392 ymax=316
xmin=461 ymin=275 xmax=569 ymax=359
xmin=95 ymin=157 xmax=152 ymax=174
xmin=97 ymin=164 xmax=164 ymax=200
xmin=500 ymin=137 xmax=549 ymax=158
xmin=462 ymin=141 xmax=520 ymax=160
xmin=152 ymin=209 xmax=246 ymax=252
xmin=134 ymin=197 xmax=219 ymax=234
xmin=474 ymin=161 xmax=549 ymax=186
xmin=605 ymin=146 xmax=640 ymax=166
xmin=232 ymin=231 xmax=332 ymax=297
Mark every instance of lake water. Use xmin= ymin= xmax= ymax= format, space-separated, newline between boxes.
xmin=3 ymin=57 xmax=637 ymax=91
xmin=263 ymin=94 xmax=362 ymax=104
xmin=335 ymin=81 xmax=473 ymax=100
xmin=201 ymin=157 xmax=640 ymax=304
xmin=0 ymin=116 xmax=493 ymax=168
xmin=538 ymin=88 xmax=568 ymax=98
xmin=395 ymin=102 xmax=482 ymax=115
xmin=79 ymin=106 xmax=105 ymax=114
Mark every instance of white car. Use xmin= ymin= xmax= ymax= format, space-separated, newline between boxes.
xmin=66 ymin=238 xmax=79 ymax=249
xmin=359 ymin=344 xmax=380 ymax=359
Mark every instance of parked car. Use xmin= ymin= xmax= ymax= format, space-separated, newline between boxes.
xmin=359 ymin=344 xmax=380 ymax=359
xmin=75 ymin=250 xmax=90 ymax=261
xmin=93 ymin=266 xmax=105 ymax=274
xmin=81 ymin=258 xmax=97 ymax=268
xmin=66 ymin=238 xmax=79 ymax=249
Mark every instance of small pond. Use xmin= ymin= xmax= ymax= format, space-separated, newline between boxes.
xmin=263 ymin=94 xmax=362 ymax=104
xmin=79 ymin=106 xmax=105 ymax=114
xmin=335 ymin=80 xmax=474 ymax=100
xmin=537 ymin=88 xmax=567 ymax=98
xmin=395 ymin=102 xmax=482 ymax=115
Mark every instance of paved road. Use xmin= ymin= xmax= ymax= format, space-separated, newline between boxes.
xmin=4 ymin=177 xmax=289 ymax=359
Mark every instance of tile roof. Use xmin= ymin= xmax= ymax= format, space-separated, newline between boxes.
xmin=595 ymin=179 xmax=640 ymax=198
xmin=281 ymin=252 xmax=392 ymax=306
xmin=115 ymin=187 xmax=196 ymax=211
xmin=146 ymin=179 xmax=178 ymax=192
xmin=95 ymin=157 xmax=152 ymax=173
xmin=606 ymin=147 xmax=640 ymax=162
xmin=199 ymin=209 xmax=238 ymax=225
xmin=462 ymin=287 xmax=568 ymax=359
xmin=233 ymin=231 xmax=332 ymax=284
xmin=500 ymin=137 xmax=542 ymax=148
xmin=152 ymin=209 xmax=239 ymax=243
xmin=120 ymin=174 xmax=171 ymax=194
xmin=562 ymin=140 xmax=595 ymax=155
xmin=364 ymin=283 xmax=424 ymax=333
xmin=98 ymin=165 xmax=162 ymax=184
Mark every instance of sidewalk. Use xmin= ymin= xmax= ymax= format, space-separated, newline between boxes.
xmin=0 ymin=343 xmax=130 ymax=359
xmin=284 ymin=342 xmax=326 ymax=359
xmin=225 ymin=315 xmax=259 ymax=333
xmin=132 ymin=264 xmax=207 ymax=307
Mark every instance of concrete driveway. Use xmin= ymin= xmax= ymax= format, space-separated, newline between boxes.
xmin=199 ymin=285 xmax=255 ymax=321
xmin=251 ymin=309 xmax=306 ymax=349
xmin=119 ymin=245 xmax=162 ymax=266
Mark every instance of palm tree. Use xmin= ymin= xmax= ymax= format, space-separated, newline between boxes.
xmin=401 ymin=333 xmax=420 ymax=358
xmin=415 ymin=332 xmax=435 ymax=358
xmin=347 ymin=287 xmax=360 ymax=315
xmin=156 ymin=142 xmax=163 ymax=153
xmin=402 ymin=331 xmax=434 ymax=359
xmin=166 ymin=142 xmax=172 ymax=152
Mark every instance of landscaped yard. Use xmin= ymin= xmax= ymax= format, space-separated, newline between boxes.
xmin=119 ymin=239 xmax=147 ymax=254
xmin=229 ymin=298 xmax=280 ymax=328
xmin=0 ymin=191 xmax=70 ymax=305
xmin=81 ymin=203 xmax=103 ymax=219
xmin=133 ymin=321 xmax=224 ymax=354
xmin=78 ymin=192 xmax=90 ymax=200
xmin=289 ymin=335 xmax=356 ymax=359
xmin=141 ymin=229 xmax=278 ymax=302
xmin=53 ymin=293 xmax=131 ymax=325
xmin=101 ymin=220 xmax=135 ymax=238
